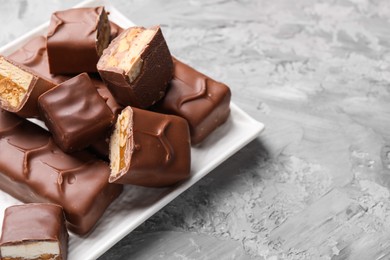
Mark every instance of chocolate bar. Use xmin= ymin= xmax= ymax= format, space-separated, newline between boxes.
xmin=0 ymin=109 xmax=123 ymax=235
xmin=47 ymin=6 xmax=110 ymax=74
xmin=109 ymin=106 xmax=191 ymax=187
xmin=0 ymin=203 xmax=68 ymax=260
xmin=38 ymin=73 xmax=115 ymax=152
xmin=97 ymin=26 xmax=173 ymax=108
xmin=0 ymin=55 xmax=55 ymax=118
xmin=153 ymin=58 xmax=231 ymax=144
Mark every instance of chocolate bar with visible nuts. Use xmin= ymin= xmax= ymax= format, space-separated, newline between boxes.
xmin=153 ymin=58 xmax=231 ymax=144
xmin=0 ymin=203 xmax=68 ymax=260
xmin=38 ymin=73 xmax=115 ymax=153
xmin=109 ymin=106 xmax=191 ymax=187
xmin=47 ymin=6 xmax=111 ymax=74
xmin=0 ymin=55 xmax=55 ymax=118
xmin=97 ymin=26 xmax=173 ymax=108
xmin=0 ymin=109 xmax=123 ymax=235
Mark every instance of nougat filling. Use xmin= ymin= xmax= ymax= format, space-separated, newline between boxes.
xmin=0 ymin=57 xmax=32 ymax=109
xmin=0 ymin=241 xmax=60 ymax=260
xmin=109 ymin=107 xmax=134 ymax=181
xmin=105 ymin=27 xmax=157 ymax=83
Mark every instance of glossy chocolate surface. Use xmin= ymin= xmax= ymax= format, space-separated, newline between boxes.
xmin=153 ymin=58 xmax=231 ymax=144
xmin=110 ymin=107 xmax=191 ymax=187
xmin=97 ymin=26 xmax=173 ymax=108
xmin=38 ymin=73 xmax=114 ymax=153
xmin=0 ymin=203 xmax=68 ymax=259
xmin=0 ymin=109 xmax=123 ymax=235
xmin=47 ymin=6 xmax=110 ymax=74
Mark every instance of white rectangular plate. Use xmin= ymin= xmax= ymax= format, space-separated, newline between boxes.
xmin=0 ymin=0 xmax=265 ymax=259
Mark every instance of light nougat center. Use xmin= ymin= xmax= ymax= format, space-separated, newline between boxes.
xmin=0 ymin=57 xmax=33 ymax=109
xmin=106 ymin=28 xmax=156 ymax=83
xmin=0 ymin=241 xmax=60 ymax=260
xmin=109 ymin=107 xmax=133 ymax=181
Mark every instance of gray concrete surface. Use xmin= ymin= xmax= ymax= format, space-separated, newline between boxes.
xmin=1 ymin=0 xmax=390 ymax=259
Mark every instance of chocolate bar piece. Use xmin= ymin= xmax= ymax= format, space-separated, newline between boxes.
xmin=97 ymin=26 xmax=173 ymax=108
xmin=0 ymin=109 xmax=123 ymax=235
xmin=47 ymin=6 xmax=110 ymax=74
xmin=109 ymin=106 xmax=191 ymax=187
xmin=38 ymin=73 xmax=115 ymax=152
xmin=0 ymin=55 xmax=55 ymax=118
xmin=0 ymin=203 xmax=68 ymax=260
xmin=153 ymin=58 xmax=231 ymax=144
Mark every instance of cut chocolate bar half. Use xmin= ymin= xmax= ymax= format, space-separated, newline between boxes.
xmin=47 ymin=6 xmax=110 ymax=74
xmin=97 ymin=26 xmax=173 ymax=108
xmin=109 ymin=106 xmax=191 ymax=187
xmin=0 ymin=203 xmax=68 ymax=260
xmin=0 ymin=55 xmax=54 ymax=118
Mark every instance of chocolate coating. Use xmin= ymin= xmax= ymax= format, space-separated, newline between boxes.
xmin=47 ymin=6 xmax=110 ymax=74
xmin=153 ymin=58 xmax=231 ymax=144
xmin=0 ymin=109 xmax=123 ymax=235
xmin=97 ymin=26 xmax=173 ymax=108
xmin=38 ymin=73 xmax=115 ymax=153
xmin=0 ymin=203 xmax=68 ymax=260
xmin=0 ymin=55 xmax=55 ymax=118
xmin=109 ymin=107 xmax=191 ymax=187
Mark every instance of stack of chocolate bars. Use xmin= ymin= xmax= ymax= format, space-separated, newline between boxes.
xmin=0 ymin=5 xmax=231 ymax=260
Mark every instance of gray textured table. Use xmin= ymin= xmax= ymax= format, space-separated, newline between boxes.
xmin=1 ymin=0 xmax=390 ymax=259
